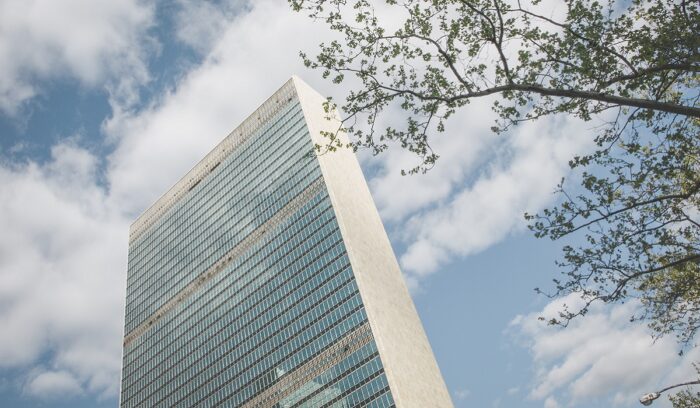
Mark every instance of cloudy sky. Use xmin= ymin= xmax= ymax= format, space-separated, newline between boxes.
xmin=0 ymin=1 xmax=695 ymax=407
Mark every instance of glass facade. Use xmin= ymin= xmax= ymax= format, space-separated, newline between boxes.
xmin=120 ymin=97 xmax=395 ymax=407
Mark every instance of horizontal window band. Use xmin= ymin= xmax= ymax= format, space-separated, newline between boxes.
xmin=241 ymin=322 xmax=373 ymax=408
xmin=124 ymin=163 xmax=321 ymax=330
xmin=125 ymin=150 xmax=319 ymax=326
xmin=122 ymin=251 xmax=352 ymax=392
xmin=123 ymin=272 xmax=358 ymax=405
xmin=289 ymin=347 xmax=380 ymax=407
xmin=136 ymin=300 xmax=366 ymax=407
xmin=169 ymin=304 xmax=367 ymax=408
xmin=129 ymin=81 xmax=298 ymax=242
xmin=122 ymin=194 xmax=336 ymax=370
xmin=317 ymin=370 xmax=389 ymax=408
xmin=121 ymin=199 xmax=339 ymax=370
xmin=122 ymin=177 xmax=325 ymax=347
xmin=124 ymin=271 xmax=360 ymax=404
xmin=126 ymin=112 xmax=309 ymax=279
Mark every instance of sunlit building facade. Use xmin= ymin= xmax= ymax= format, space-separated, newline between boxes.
xmin=119 ymin=77 xmax=453 ymax=408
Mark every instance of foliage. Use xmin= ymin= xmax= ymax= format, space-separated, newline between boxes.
xmin=530 ymin=109 xmax=700 ymax=346
xmin=668 ymin=390 xmax=700 ymax=408
xmin=668 ymin=365 xmax=700 ymax=408
xmin=290 ymin=0 xmax=700 ymax=347
xmin=670 ymin=387 xmax=700 ymax=408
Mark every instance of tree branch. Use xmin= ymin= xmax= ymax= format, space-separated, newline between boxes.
xmin=599 ymin=63 xmax=700 ymax=90
xmin=561 ymin=181 xmax=700 ymax=235
xmin=512 ymin=1 xmax=638 ymax=73
xmin=353 ymin=73 xmax=700 ymax=118
xmin=608 ymin=253 xmax=700 ymax=301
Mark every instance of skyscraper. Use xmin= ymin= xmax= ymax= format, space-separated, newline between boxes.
xmin=119 ymin=77 xmax=453 ymax=408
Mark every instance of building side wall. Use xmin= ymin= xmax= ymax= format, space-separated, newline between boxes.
xmin=294 ymin=77 xmax=454 ymax=408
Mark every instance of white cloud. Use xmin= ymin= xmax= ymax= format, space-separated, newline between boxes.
xmin=511 ymin=294 xmax=700 ymax=407
xmin=454 ymin=388 xmax=471 ymax=400
xmin=105 ymin=0 xmax=331 ymax=216
xmin=0 ymin=144 xmax=129 ymax=399
xmin=368 ymin=98 xmax=497 ymax=223
xmin=393 ymin=113 xmax=592 ymax=281
xmin=0 ymin=1 xmax=666 ymax=406
xmin=25 ymin=370 xmax=83 ymax=399
xmin=0 ymin=0 xmax=155 ymax=115
xmin=543 ymin=396 xmax=560 ymax=408
xmin=0 ymin=0 xmax=331 ymax=402
xmin=0 ymin=0 xmax=602 ymax=400
xmin=173 ymin=0 xmax=246 ymax=55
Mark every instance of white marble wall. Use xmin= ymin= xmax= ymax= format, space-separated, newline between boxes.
xmin=294 ymin=76 xmax=454 ymax=408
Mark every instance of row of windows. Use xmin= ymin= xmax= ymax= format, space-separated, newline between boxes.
xmin=186 ymin=307 xmax=369 ymax=408
xmin=123 ymin=194 xmax=340 ymax=371
xmin=125 ymin=298 xmax=368 ymax=407
xmin=359 ymin=392 xmax=396 ymax=408
xmin=124 ymin=131 xmax=317 ymax=329
xmin=126 ymin=103 xmax=304 ymax=301
xmin=125 ymin=163 xmax=321 ymax=333
xmin=122 ymin=249 xmax=353 ymax=396
xmin=128 ymin=86 xmax=298 ymax=246
xmin=122 ymin=257 xmax=357 ymax=400
xmin=126 ymin=110 xmax=308 ymax=291
xmin=128 ymin=99 xmax=304 ymax=260
xmin=287 ymin=342 xmax=381 ymax=407
xmin=125 ymin=163 xmax=323 ymax=332
xmin=302 ymin=366 xmax=385 ymax=408
xmin=125 ymin=102 xmax=309 ymax=313
xmin=250 ymin=330 xmax=375 ymax=407
xmin=332 ymin=380 xmax=391 ymax=408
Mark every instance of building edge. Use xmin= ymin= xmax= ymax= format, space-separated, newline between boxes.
xmin=293 ymin=76 xmax=454 ymax=408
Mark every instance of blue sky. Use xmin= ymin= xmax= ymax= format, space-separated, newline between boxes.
xmin=0 ymin=1 xmax=695 ymax=407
